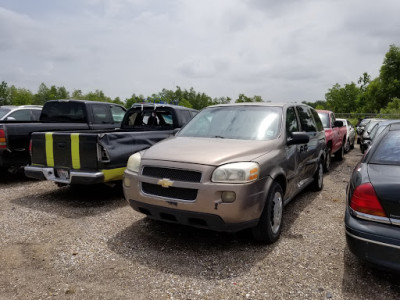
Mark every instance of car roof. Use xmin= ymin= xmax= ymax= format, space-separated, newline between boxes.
xmin=130 ymin=103 xmax=198 ymax=111
xmin=207 ymin=102 xmax=311 ymax=109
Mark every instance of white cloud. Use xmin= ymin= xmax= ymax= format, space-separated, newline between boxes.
xmin=0 ymin=0 xmax=399 ymax=102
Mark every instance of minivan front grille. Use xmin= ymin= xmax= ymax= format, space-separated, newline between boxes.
xmin=141 ymin=182 xmax=197 ymax=201
xmin=142 ymin=166 xmax=201 ymax=182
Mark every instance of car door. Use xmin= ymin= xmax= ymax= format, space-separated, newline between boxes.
xmin=295 ymin=105 xmax=319 ymax=182
xmin=284 ymin=106 xmax=304 ymax=198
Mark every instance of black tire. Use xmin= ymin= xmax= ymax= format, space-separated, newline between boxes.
xmin=350 ymin=138 xmax=355 ymax=149
xmin=336 ymin=143 xmax=344 ymax=161
xmin=252 ymin=182 xmax=284 ymax=244
xmin=344 ymin=138 xmax=350 ymax=153
xmin=323 ymin=147 xmax=331 ymax=172
xmin=311 ymin=160 xmax=324 ymax=191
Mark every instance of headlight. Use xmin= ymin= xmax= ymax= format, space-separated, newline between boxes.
xmin=126 ymin=152 xmax=142 ymax=173
xmin=211 ymin=162 xmax=259 ymax=183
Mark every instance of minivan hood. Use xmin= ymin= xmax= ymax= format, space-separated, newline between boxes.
xmin=142 ymin=137 xmax=277 ymax=166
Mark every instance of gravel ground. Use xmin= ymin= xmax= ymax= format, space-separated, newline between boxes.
xmin=0 ymin=147 xmax=399 ymax=300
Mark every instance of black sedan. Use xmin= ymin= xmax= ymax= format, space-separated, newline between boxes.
xmin=345 ymin=122 xmax=400 ymax=272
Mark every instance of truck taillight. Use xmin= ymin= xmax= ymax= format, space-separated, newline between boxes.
xmin=0 ymin=129 xmax=6 ymax=149
xmin=97 ymin=144 xmax=110 ymax=162
xmin=29 ymin=139 xmax=32 ymax=156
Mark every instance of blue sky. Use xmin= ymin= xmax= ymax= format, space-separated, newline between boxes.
xmin=1 ymin=0 xmax=399 ymax=102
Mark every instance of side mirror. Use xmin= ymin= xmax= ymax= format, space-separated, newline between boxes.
xmin=172 ymin=128 xmax=181 ymax=135
xmin=6 ymin=117 xmax=16 ymax=121
xmin=287 ymin=132 xmax=310 ymax=146
xmin=333 ymin=120 xmax=343 ymax=127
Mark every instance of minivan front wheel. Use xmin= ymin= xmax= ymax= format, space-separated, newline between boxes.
xmin=252 ymin=182 xmax=283 ymax=243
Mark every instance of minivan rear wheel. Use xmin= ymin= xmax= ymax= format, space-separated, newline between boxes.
xmin=252 ymin=182 xmax=283 ymax=243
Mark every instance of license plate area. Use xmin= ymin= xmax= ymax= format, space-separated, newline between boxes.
xmin=55 ymin=168 xmax=70 ymax=180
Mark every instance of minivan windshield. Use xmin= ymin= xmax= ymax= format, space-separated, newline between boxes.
xmin=178 ymin=106 xmax=281 ymax=141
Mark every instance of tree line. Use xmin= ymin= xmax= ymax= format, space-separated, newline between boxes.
xmin=304 ymin=44 xmax=400 ymax=118
xmin=0 ymin=81 xmax=263 ymax=110
xmin=1 ymin=44 xmax=400 ymax=114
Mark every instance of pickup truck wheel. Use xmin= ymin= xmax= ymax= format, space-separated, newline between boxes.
xmin=336 ymin=144 xmax=344 ymax=161
xmin=323 ymin=148 xmax=331 ymax=172
xmin=252 ymin=182 xmax=283 ymax=244
xmin=312 ymin=160 xmax=324 ymax=191
xmin=344 ymin=138 xmax=350 ymax=153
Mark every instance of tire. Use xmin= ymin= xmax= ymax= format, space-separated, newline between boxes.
xmin=350 ymin=137 xmax=355 ymax=150
xmin=336 ymin=143 xmax=344 ymax=161
xmin=252 ymin=182 xmax=284 ymax=244
xmin=344 ymin=138 xmax=350 ymax=153
xmin=311 ymin=160 xmax=324 ymax=191
xmin=323 ymin=147 xmax=331 ymax=172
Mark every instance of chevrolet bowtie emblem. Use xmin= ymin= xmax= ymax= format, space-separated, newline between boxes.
xmin=158 ymin=178 xmax=174 ymax=188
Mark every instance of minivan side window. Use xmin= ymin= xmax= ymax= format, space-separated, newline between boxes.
xmin=286 ymin=107 xmax=299 ymax=134
xmin=310 ymin=109 xmax=323 ymax=132
xmin=296 ymin=106 xmax=317 ymax=132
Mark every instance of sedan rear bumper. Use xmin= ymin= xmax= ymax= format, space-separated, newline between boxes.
xmin=345 ymin=208 xmax=400 ymax=272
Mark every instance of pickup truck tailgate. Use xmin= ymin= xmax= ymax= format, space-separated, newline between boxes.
xmin=31 ymin=132 xmax=99 ymax=169
xmin=29 ymin=130 xmax=173 ymax=183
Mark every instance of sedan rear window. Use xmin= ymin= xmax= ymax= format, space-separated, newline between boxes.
xmin=371 ymin=131 xmax=400 ymax=164
xmin=178 ymin=106 xmax=281 ymax=141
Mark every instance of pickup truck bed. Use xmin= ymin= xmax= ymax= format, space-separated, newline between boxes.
xmin=0 ymin=99 xmax=126 ymax=173
xmin=25 ymin=104 xmax=198 ymax=185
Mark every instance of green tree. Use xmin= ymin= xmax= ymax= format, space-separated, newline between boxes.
xmin=379 ymin=97 xmax=400 ymax=115
xmin=71 ymin=89 xmax=83 ymax=99
xmin=302 ymin=100 xmax=326 ymax=109
xmin=378 ymin=45 xmax=400 ymax=106
xmin=9 ymin=85 xmax=34 ymax=105
xmin=33 ymin=83 xmax=50 ymax=105
xmin=235 ymin=94 xmax=263 ymax=103
xmin=0 ymin=81 xmax=11 ymax=105
xmin=325 ymin=82 xmax=360 ymax=113
xmin=125 ymin=93 xmax=145 ymax=108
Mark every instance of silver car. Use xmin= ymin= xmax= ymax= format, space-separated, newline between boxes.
xmin=123 ymin=103 xmax=326 ymax=243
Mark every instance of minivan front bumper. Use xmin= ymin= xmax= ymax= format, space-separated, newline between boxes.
xmin=123 ymin=161 xmax=273 ymax=232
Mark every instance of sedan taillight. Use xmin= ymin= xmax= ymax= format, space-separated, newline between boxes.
xmin=350 ymin=183 xmax=387 ymax=217
xmin=0 ymin=129 xmax=6 ymax=149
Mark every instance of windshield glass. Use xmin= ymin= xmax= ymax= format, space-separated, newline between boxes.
xmin=178 ymin=106 xmax=281 ymax=141
xmin=317 ymin=112 xmax=329 ymax=128
xmin=0 ymin=108 xmax=11 ymax=119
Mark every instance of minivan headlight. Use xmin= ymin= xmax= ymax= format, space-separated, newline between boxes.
xmin=126 ymin=152 xmax=142 ymax=173
xmin=212 ymin=162 xmax=259 ymax=183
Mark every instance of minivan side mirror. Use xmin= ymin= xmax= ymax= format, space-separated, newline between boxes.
xmin=287 ymin=132 xmax=310 ymax=146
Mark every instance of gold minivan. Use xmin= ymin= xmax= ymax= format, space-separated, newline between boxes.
xmin=123 ymin=103 xmax=326 ymax=243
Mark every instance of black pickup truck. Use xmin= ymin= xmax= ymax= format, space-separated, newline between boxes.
xmin=25 ymin=104 xmax=198 ymax=185
xmin=0 ymin=100 xmax=126 ymax=173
